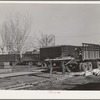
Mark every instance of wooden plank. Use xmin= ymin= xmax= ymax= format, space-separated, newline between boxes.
xmin=0 ymin=69 xmax=46 ymax=78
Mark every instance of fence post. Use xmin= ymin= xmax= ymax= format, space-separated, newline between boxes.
xmin=49 ymin=60 xmax=53 ymax=87
xmin=62 ymin=61 xmax=66 ymax=74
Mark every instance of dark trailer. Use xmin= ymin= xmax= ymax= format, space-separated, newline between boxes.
xmin=0 ymin=54 xmax=20 ymax=67
xmin=40 ymin=45 xmax=81 ymax=71
xmin=40 ymin=45 xmax=81 ymax=61
xmin=40 ymin=43 xmax=100 ymax=72
xmin=0 ymin=54 xmax=20 ymax=62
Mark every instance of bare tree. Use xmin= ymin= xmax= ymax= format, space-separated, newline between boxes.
xmin=0 ymin=14 xmax=32 ymax=54
xmin=0 ymin=44 xmax=5 ymax=54
xmin=32 ymin=33 xmax=55 ymax=50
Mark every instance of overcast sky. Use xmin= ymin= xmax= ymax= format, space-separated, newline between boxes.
xmin=0 ymin=4 xmax=100 ymax=46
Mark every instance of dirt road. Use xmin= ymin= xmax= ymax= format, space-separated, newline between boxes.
xmin=0 ymin=65 xmax=100 ymax=90
xmin=23 ymin=73 xmax=100 ymax=90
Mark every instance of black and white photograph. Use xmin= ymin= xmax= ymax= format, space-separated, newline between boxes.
xmin=0 ymin=1 xmax=100 ymax=93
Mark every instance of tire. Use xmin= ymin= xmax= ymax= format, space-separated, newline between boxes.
xmin=37 ymin=62 xmax=42 ymax=67
xmin=53 ymin=63 xmax=56 ymax=67
xmin=79 ymin=63 xmax=83 ymax=71
xmin=66 ymin=65 xmax=71 ymax=72
xmin=10 ymin=62 xmax=12 ymax=66
xmin=81 ymin=63 xmax=88 ymax=72
xmin=42 ymin=62 xmax=47 ymax=68
xmin=28 ymin=62 xmax=33 ymax=66
xmin=12 ymin=62 xmax=16 ymax=66
xmin=97 ymin=61 xmax=100 ymax=69
xmin=87 ymin=62 xmax=93 ymax=71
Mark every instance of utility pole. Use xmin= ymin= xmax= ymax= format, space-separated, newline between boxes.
xmin=53 ymin=35 xmax=55 ymax=46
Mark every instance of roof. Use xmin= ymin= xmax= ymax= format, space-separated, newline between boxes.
xmin=40 ymin=45 xmax=66 ymax=49
xmin=40 ymin=45 xmax=81 ymax=49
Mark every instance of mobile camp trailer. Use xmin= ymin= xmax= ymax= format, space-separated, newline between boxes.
xmin=40 ymin=45 xmax=81 ymax=61
xmin=40 ymin=43 xmax=100 ymax=72
xmin=0 ymin=43 xmax=100 ymax=72
xmin=0 ymin=52 xmax=40 ymax=66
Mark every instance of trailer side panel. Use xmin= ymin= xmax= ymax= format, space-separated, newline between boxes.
xmin=0 ymin=54 xmax=20 ymax=62
xmin=21 ymin=54 xmax=40 ymax=62
xmin=82 ymin=43 xmax=100 ymax=60
xmin=40 ymin=46 xmax=63 ymax=61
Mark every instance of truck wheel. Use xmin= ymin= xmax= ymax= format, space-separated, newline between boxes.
xmin=42 ymin=62 xmax=47 ymax=68
xmin=87 ymin=62 xmax=92 ymax=71
xmin=12 ymin=62 xmax=16 ymax=66
xmin=53 ymin=63 xmax=56 ymax=67
xmin=79 ymin=63 xmax=83 ymax=71
xmin=97 ymin=61 xmax=100 ymax=69
xmin=66 ymin=65 xmax=71 ymax=72
xmin=81 ymin=63 xmax=88 ymax=72
xmin=37 ymin=62 xmax=42 ymax=67
xmin=28 ymin=62 xmax=33 ymax=66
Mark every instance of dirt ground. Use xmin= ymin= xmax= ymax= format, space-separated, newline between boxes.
xmin=24 ymin=74 xmax=100 ymax=90
xmin=12 ymin=65 xmax=42 ymax=72
xmin=0 ymin=65 xmax=100 ymax=90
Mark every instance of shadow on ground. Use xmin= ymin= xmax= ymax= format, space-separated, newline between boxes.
xmin=68 ymin=83 xmax=100 ymax=90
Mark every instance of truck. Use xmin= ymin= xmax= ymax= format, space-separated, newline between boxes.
xmin=40 ymin=43 xmax=100 ymax=72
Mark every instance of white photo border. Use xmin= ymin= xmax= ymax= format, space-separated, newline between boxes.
xmin=0 ymin=1 xmax=100 ymax=99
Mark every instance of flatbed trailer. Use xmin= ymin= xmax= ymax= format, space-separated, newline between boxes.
xmin=40 ymin=45 xmax=81 ymax=71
